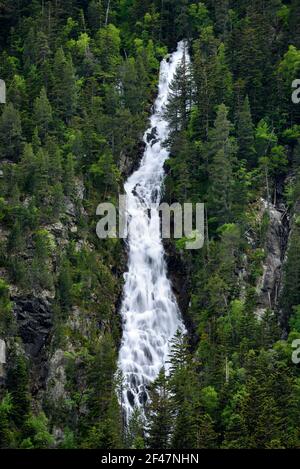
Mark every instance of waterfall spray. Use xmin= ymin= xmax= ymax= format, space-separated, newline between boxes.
xmin=118 ymin=41 xmax=188 ymax=423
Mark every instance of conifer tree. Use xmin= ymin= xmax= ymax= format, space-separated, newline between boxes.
xmin=236 ymin=96 xmax=256 ymax=165
xmin=33 ymin=87 xmax=52 ymax=141
xmin=52 ymin=48 xmax=77 ymax=122
xmin=146 ymin=369 xmax=173 ymax=449
xmin=6 ymin=352 xmax=30 ymax=428
xmin=214 ymin=0 xmax=230 ymax=37
xmin=57 ymin=256 xmax=73 ymax=313
xmin=192 ymin=28 xmax=218 ymax=139
xmin=281 ymin=223 xmax=300 ymax=318
xmin=0 ymin=393 xmax=14 ymax=448
xmin=164 ymin=49 xmax=192 ymax=141
xmin=289 ymin=0 xmax=300 ymax=49
xmin=63 ymin=153 xmax=76 ymax=196
xmin=214 ymin=43 xmax=233 ymax=107
xmin=207 ymin=104 xmax=235 ymax=225
xmin=0 ymin=103 xmax=23 ymax=161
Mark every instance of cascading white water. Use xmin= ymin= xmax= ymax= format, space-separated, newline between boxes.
xmin=118 ymin=41 xmax=188 ymax=422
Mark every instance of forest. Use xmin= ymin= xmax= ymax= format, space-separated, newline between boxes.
xmin=0 ymin=0 xmax=300 ymax=450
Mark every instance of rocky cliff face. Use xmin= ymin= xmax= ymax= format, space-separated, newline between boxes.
xmin=0 ymin=179 xmax=94 ymax=413
xmin=163 ymin=239 xmax=194 ymax=337
xmin=118 ymin=141 xmax=146 ymax=179
xmin=13 ymin=296 xmax=53 ymax=395
xmin=255 ymin=199 xmax=290 ymax=319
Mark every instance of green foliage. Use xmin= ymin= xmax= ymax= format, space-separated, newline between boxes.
xmin=0 ymin=279 xmax=13 ymax=335
xmin=0 ymin=393 xmax=15 ymax=448
xmin=0 ymin=0 xmax=299 ymax=451
xmin=163 ymin=50 xmax=192 ymax=141
xmin=89 ymin=150 xmax=120 ymax=195
xmin=207 ymin=104 xmax=236 ymax=225
xmin=146 ymin=369 xmax=173 ymax=449
xmin=0 ymin=103 xmax=23 ymax=161
xmin=236 ymin=96 xmax=256 ymax=165
xmin=52 ymin=48 xmax=77 ymax=122
xmin=6 ymin=352 xmax=30 ymax=429
xmin=281 ymin=224 xmax=300 ymax=318
xmin=22 ymin=412 xmax=54 ymax=449
xmin=33 ymin=87 xmax=52 ymax=140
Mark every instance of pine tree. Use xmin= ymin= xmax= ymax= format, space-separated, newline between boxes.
xmin=57 ymin=257 xmax=73 ymax=314
xmin=289 ymin=0 xmax=300 ymax=49
xmin=95 ymin=24 xmax=121 ymax=77
xmin=52 ymin=48 xmax=77 ymax=122
xmin=146 ymin=369 xmax=173 ymax=449
xmin=63 ymin=153 xmax=76 ymax=196
xmin=87 ymin=0 xmax=104 ymax=32
xmin=125 ymin=407 xmax=145 ymax=449
xmin=45 ymin=137 xmax=62 ymax=184
xmin=0 ymin=393 xmax=14 ymax=448
xmin=0 ymin=103 xmax=23 ymax=161
xmin=196 ymin=413 xmax=218 ymax=448
xmin=192 ymin=27 xmax=218 ymax=139
xmin=164 ymin=132 xmax=193 ymax=203
xmin=281 ymin=223 xmax=300 ymax=318
xmin=168 ymin=331 xmax=190 ymax=376
xmin=87 ymin=334 xmax=118 ymax=420
xmin=6 ymin=352 xmax=30 ymax=428
xmin=167 ymin=332 xmax=203 ymax=449
xmin=207 ymin=104 xmax=236 ymax=225
xmin=236 ymin=96 xmax=256 ymax=165
xmin=171 ymin=399 xmax=197 ymax=449
xmin=34 ymin=148 xmax=50 ymax=203
xmin=213 ymin=0 xmax=230 ymax=37
xmin=89 ymin=150 xmax=120 ymax=196
xmin=164 ymin=48 xmax=192 ymax=141
xmin=214 ymin=43 xmax=233 ymax=107
xmin=222 ymin=388 xmax=250 ymax=449
xmin=227 ymin=6 xmax=272 ymax=121
xmin=7 ymin=208 xmax=24 ymax=247
xmin=33 ymin=87 xmax=52 ymax=140
xmin=0 ymin=279 xmax=13 ymax=336
xmin=19 ymin=143 xmax=36 ymax=193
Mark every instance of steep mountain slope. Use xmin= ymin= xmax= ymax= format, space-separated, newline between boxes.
xmin=0 ymin=0 xmax=300 ymax=449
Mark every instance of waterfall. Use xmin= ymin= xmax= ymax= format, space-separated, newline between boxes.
xmin=118 ymin=41 xmax=187 ymax=422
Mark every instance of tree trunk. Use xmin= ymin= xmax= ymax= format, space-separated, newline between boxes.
xmin=105 ymin=0 xmax=111 ymax=26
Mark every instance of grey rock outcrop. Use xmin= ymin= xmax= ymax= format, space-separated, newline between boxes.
xmin=13 ymin=296 xmax=53 ymax=358
xmin=0 ymin=339 xmax=6 ymax=381
xmin=12 ymin=296 xmax=53 ymax=394
xmin=255 ymin=200 xmax=289 ymax=317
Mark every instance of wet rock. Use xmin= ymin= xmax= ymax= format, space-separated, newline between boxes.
xmin=163 ymin=239 xmax=195 ymax=343
xmin=139 ymin=390 xmax=148 ymax=405
xmin=118 ymin=141 xmax=146 ymax=179
xmin=127 ymin=390 xmax=135 ymax=407
xmin=13 ymin=296 xmax=52 ymax=359
xmin=146 ymin=126 xmax=157 ymax=143
xmin=11 ymin=296 xmax=53 ymax=394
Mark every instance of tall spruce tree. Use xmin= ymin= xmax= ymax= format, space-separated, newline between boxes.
xmin=163 ymin=48 xmax=192 ymax=142
xmin=236 ymin=96 xmax=256 ymax=165
xmin=146 ymin=369 xmax=173 ymax=449
xmin=0 ymin=103 xmax=23 ymax=161
xmin=33 ymin=87 xmax=52 ymax=141
xmin=207 ymin=104 xmax=236 ymax=226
